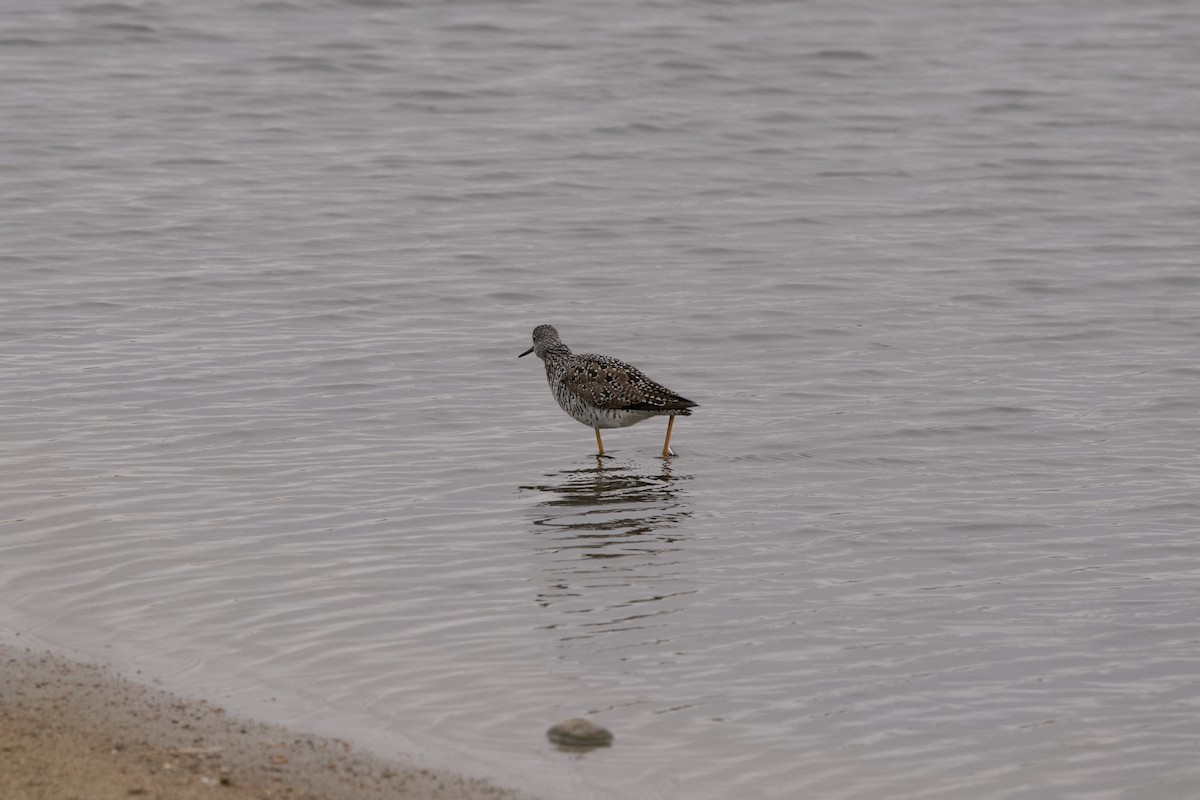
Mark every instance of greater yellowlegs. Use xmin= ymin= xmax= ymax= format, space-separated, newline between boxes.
xmin=519 ymin=324 xmax=698 ymax=458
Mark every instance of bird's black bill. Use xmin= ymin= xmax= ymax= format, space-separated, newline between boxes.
xmin=518 ymin=345 xmax=535 ymax=358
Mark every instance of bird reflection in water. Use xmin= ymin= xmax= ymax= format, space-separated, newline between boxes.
xmin=523 ymin=460 xmax=691 ymax=551
xmin=521 ymin=460 xmax=696 ymax=641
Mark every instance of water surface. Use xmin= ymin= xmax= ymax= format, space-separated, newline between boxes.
xmin=2 ymin=1 xmax=1199 ymax=798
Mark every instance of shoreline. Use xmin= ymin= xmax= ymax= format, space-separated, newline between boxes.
xmin=0 ymin=643 xmax=537 ymax=800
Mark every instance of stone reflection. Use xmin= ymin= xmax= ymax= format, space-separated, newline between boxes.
xmin=521 ymin=460 xmax=695 ymax=640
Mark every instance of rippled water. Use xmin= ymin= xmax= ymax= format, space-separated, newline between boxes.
xmin=3 ymin=1 xmax=1200 ymax=798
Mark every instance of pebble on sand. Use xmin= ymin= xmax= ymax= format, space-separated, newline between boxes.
xmin=546 ymin=718 xmax=614 ymax=749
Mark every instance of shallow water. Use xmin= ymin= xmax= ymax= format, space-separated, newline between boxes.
xmin=3 ymin=1 xmax=1200 ymax=798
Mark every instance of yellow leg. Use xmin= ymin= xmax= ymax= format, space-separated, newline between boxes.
xmin=595 ymin=427 xmax=605 ymax=456
xmin=662 ymin=415 xmax=677 ymax=458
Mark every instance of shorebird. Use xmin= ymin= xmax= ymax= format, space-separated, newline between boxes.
xmin=519 ymin=324 xmax=698 ymax=458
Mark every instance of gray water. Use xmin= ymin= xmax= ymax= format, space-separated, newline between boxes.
xmin=3 ymin=1 xmax=1200 ymax=797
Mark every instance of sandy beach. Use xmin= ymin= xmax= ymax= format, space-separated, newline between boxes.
xmin=0 ymin=644 xmax=537 ymax=800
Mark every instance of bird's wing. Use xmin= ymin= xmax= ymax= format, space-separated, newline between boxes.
xmin=565 ymin=353 xmax=696 ymax=411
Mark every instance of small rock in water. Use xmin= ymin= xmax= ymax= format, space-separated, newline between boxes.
xmin=546 ymin=718 xmax=613 ymax=748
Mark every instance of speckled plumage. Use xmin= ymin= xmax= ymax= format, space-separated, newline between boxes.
xmin=519 ymin=324 xmax=697 ymax=456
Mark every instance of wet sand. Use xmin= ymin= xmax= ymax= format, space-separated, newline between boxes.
xmin=0 ymin=644 xmax=537 ymax=800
